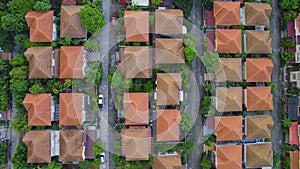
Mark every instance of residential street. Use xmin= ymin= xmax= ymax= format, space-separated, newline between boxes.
xmin=270 ymin=0 xmax=284 ymax=168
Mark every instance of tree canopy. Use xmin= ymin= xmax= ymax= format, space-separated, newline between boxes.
xmin=79 ymin=4 xmax=105 ymax=34
xmin=180 ymin=113 xmax=193 ymax=134
xmin=201 ymin=52 xmax=221 ymax=73
xmin=151 ymin=0 xmax=163 ymax=7
xmin=34 ymin=0 xmax=52 ymax=12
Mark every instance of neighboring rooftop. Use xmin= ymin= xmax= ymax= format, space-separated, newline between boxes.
xmin=246 ymin=86 xmax=273 ymax=111
xmin=246 ymin=58 xmax=274 ymax=82
xmin=22 ymin=130 xmax=51 ymax=163
xmin=216 ymin=87 xmax=243 ymax=112
xmin=85 ymin=130 xmax=96 ymax=159
xmin=155 ymin=38 xmax=185 ymax=64
xmin=290 ymin=151 xmax=300 ymax=169
xmin=123 ymin=46 xmax=152 ymax=78
xmin=245 ymin=30 xmax=272 ymax=54
xmin=155 ymin=9 xmax=183 ymax=35
xmin=160 ymin=0 xmax=175 ymax=7
xmin=59 ymin=46 xmax=84 ymax=79
xmin=156 ymin=109 xmax=181 ymax=142
xmin=287 ymin=97 xmax=300 ymax=121
xmin=214 ymin=116 xmax=243 ymax=142
xmin=25 ymin=11 xmax=53 ymax=42
xmin=216 ymin=145 xmax=242 ymax=169
xmin=246 ymin=115 xmax=274 ymax=139
xmin=59 ymin=130 xmax=84 ymax=162
xmin=157 ymin=73 xmax=182 ymax=105
xmin=289 ymin=122 xmax=299 ymax=145
xmin=60 ymin=6 xmax=86 ymax=38
xmin=213 ymin=1 xmax=241 ymax=25
xmin=121 ymin=128 xmax=151 ymax=161
xmin=153 ymin=154 xmax=182 ymax=169
xmin=245 ymin=2 xmax=272 ymax=26
xmin=246 ymin=143 xmax=273 ymax=168
xmin=216 ymin=29 xmax=242 ymax=53
xmin=123 ymin=93 xmax=149 ymax=125
xmin=215 ymin=58 xmax=242 ymax=82
xmin=59 ymin=93 xmax=83 ymax=126
xmin=23 ymin=93 xmax=52 ymax=126
xmin=24 ymin=47 xmax=52 ymax=79
xmin=124 ymin=11 xmax=149 ymax=42
xmin=62 ymin=0 xmax=77 ymax=5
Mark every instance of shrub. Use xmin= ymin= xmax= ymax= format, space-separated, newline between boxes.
xmin=180 ymin=113 xmax=193 ymax=134
xmin=1 ymin=14 xmax=26 ymax=33
xmin=151 ymin=0 xmax=162 ymax=7
xmin=34 ymin=0 xmax=51 ymax=12
xmin=200 ymin=156 xmax=212 ymax=169
xmin=175 ymin=0 xmax=193 ymax=17
xmin=84 ymin=40 xmax=99 ymax=52
xmin=79 ymin=4 xmax=105 ymax=34
xmin=281 ymin=51 xmax=295 ymax=62
xmin=283 ymin=37 xmax=296 ymax=48
xmin=92 ymin=139 xmax=104 ymax=156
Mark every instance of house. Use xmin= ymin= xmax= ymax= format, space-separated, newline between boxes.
xmin=245 ymin=2 xmax=272 ymax=26
xmin=153 ymin=154 xmax=184 ymax=169
xmin=214 ymin=116 xmax=242 ymax=142
xmin=245 ymin=58 xmax=273 ymax=82
xmin=156 ymin=109 xmax=181 ymax=142
xmin=245 ymin=86 xmax=273 ymax=111
xmin=25 ymin=11 xmax=54 ymax=42
xmin=60 ymin=6 xmax=86 ymax=38
xmin=85 ymin=130 xmax=96 ymax=159
xmin=123 ymin=92 xmax=149 ymax=125
xmin=245 ymin=30 xmax=272 ymax=54
xmin=245 ymin=143 xmax=273 ymax=168
xmin=24 ymin=47 xmax=53 ymax=79
xmin=205 ymin=10 xmax=215 ymax=27
xmin=216 ymin=29 xmax=242 ymax=53
xmin=121 ymin=128 xmax=151 ymax=161
xmin=289 ymin=122 xmax=300 ymax=145
xmin=288 ymin=20 xmax=295 ymax=38
xmin=290 ymin=69 xmax=300 ymax=88
xmin=215 ymin=145 xmax=242 ymax=169
xmin=62 ymin=0 xmax=77 ymax=5
xmin=213 ymin=1 xmax=241 ymax=25
xmin=159 ymin=0 xmax=175 ymax=7
xmin=206 ymin=32 xmax=215 ymax=52
xmin=290 ymin=151 xmax=300 ymax=169
xmin=286 ymin=97 xmax=300 ymax=121
xmin=59 ymin=46 xmax=85 ymax=79
xmin=59 ymin=93 xmax=83 ymax=126
xmin=155 ymin=9 xmax=183 ymax=35
xmin=124 ymin=11 xmax=149 ymax=42
xmin=122 ymin=46 xmax=152 ymax=78
xmin=246 ymin=115 xmax=274 ymax=139
xmin=60 ymin=130 xmax=85 ymax=162
xmin=156 ymin=73 xmax=182 ymax=105
xmin=215 ymin=87 xmax=243 ymax=112
xmin=22 ymin=130 xmax=51 ymax=163
xmin=155 ymin=38 xmax=185 ymax=64
xmin=215 ymin=58 xmax=242 ymax=82
xmin=23 ymin=93 xmax=52 ymax=126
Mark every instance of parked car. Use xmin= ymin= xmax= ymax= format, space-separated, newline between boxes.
xmin=100 ymin=152 xmax=105 ymax=163
xmin=98 ymin=94 xmax=103 ymax=108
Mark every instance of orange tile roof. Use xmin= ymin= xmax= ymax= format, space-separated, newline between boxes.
xmin=157 ymin=73 xmax=182 ymax=105
xmin=156 ymin=109 xmax=181 ymax=142
xmin=60 ymin=6 xmax=86 ymax=38
xmin=246 ymin=58 xmax=273 ymax=82
xmin=245 ymin=30 xmax=272 ymax=54
xmin=247 ymin=87 xmax=273 ymax=111
xmin=23 ymin=94 xmax=52 ymax=126
xmin=121 ymin=128 xmax=151 ymax=161
xmin=214 ymin=1 xmax=241 ymax=25
xmin=155 ymin=38 xmax=185 ymax=64
xmin=24 ymin=47 xmax=52 ymax=79
xmin=153 ymin=154 xmax=182 ymax=169
xmin=155 ymin=9 xmax=183 ymax=34
xmin=62 ymin=0 xmax=77 ymax=5
xmin=123 ymin=93 xmax=149 ymax=125
xmin=216 ymin=29 xmax=242 ymax=53
xmin=59 ymin=46 xmax=84 ymax=79
xmin=22 ymin=130 xmax=51 ymax=163
xmin=59 ymin=130 xmax=84 ymax=162
xmin=216 ymin=145 xmax=242 ymax=169
xmin=216 ymin=87 xmax=243 ymax=112
xmin=246 ymin=115 xmax=274 ymax=139
xmin=246 ymin=143 xmax=273 ymax=168
xmin=290 ymin=151 xmax=300 ymax=169
xmin=215 ymin=58 xmax=242 ymax=82
xmin=25 ymin=11 xmax=53 ymax=42
xmin=245 ymin=2 xmax=272 ymax=26
xmin=59 ymin=93 xmax=83 ymax=126
xmin=214 ymin=116 xmax=242 ymax=141
xmin=123 ymin=46 xmax=152 ymax=78
xmin=124 ymin=11 xmax=149 ymax=42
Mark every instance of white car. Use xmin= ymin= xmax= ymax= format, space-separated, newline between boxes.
xmin=98 ymin=94 xmax=103 ymax=108
xmin=100 ymin=152 xmax=105 ymax=163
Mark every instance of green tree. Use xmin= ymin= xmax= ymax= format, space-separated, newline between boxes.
xmin=283 ymin=37 xmax=296 ymax=48
xmin=47 ymin=79 xmax=63 ymax=94
xmin=79 ymin=4 xmax=105 ymax=34
xmin=34 ymin=0 xmax=51 ymax=12
xmin=92 ymin=139 xmax=104 ymax=156
xmin=9 ymin=55 xmax=28 ymax=67
xmin=281 ymin=51 xmax=295 ymax=62
xmin=29 ymin=83 xmax=46 ymax=94
xmin=1 ymin=14 xmax=26 ymax=32
xmin=200 ymin=156 xmax=212 ymax=169
xmin=9 ymin=66 xmax=28 ymax=79
xmin=12 ymin=142 xmax=33 ymax=169
xmin=283 ymin=156 xmax=290 ymax=169
xmin=279 ymin=0 xmax=299 ymax=10
xmin=84 ymin=39 xmax=99 ymax=52
xmin=180 ymin=113 xmax=193 ymax=134
xmin=79 ymin=160 xmax=90 ymax=169
xmin=174 ymin=0 xmax=193 ymax=17
xmin=91 ymin=158 xmax=101 ymax=167
xmin=201 ymin=52 xmax=221 ymax=73
xmin=0 ymin=30 xmax=12 ymax=52
xmin=58 ymin=35 xmax=72 ymax=46
xmin=282 ymin=118 xmax=291 ymax=128
xmin=183 ymin=33 xmax=198 ymax=65
xmin=85 ymin=62 xmax=102 ymax=85
xmin=7 ymin=0 xmax=35 ymax=17
xmin=283 ymin=10 xmax=297 ymax=22
xmin=45 ymin=161 xmax=62 ymax=169
xmin=151 ymin=0 xmax=163 ymax=7
xmin=200 ymin=96 xmax=212 ymax=118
